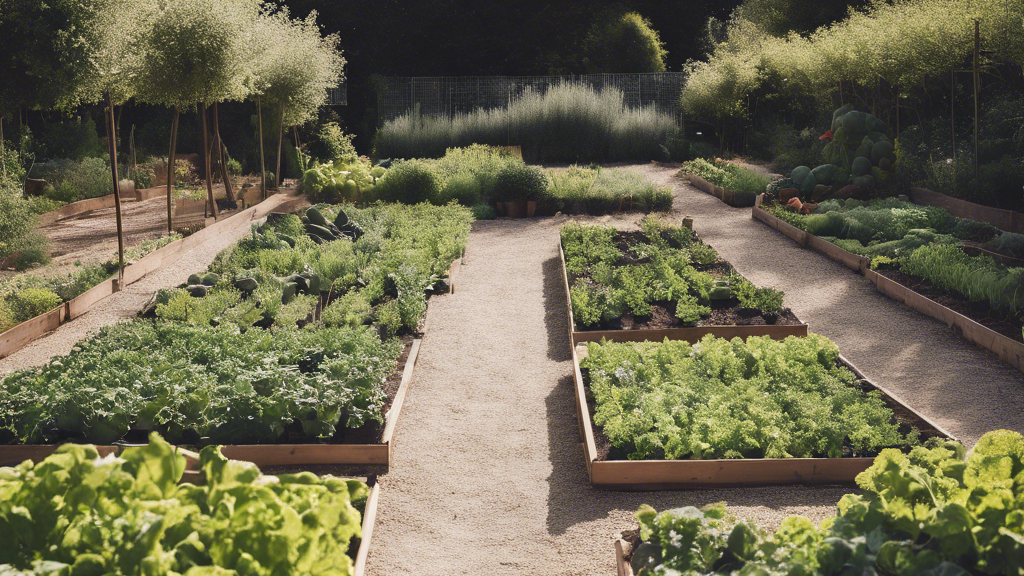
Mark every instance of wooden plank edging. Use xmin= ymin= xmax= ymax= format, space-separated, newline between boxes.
xmin=615 ymin=539 xmax=633 ymax=576
xmin=36 ymin=193 xmax=135 ymax=227
xmin=354 ymin=483 xmax=381 ymax=576
xmin=910 ymin=187 xmax=1024 ymax=234
xmin=0 ymin=193 xmax=302 ymax=360
xmin=572 ymin=332 xmax=956 ymax=490
xmin=754 ymin=195 xmax=1024 ymax=373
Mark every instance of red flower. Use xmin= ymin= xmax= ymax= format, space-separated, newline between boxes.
xmin=819 ymin=130 xmax=834 ymax=142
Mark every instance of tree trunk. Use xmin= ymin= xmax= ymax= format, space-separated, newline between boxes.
xmin=258 ymin=96 xmax=267 ymax=200
xmin=166 ymin=105 xmax=179 ymax=234
xmin=292 ymin=125 xmax=304 ymax=172
xmin=213 ymin=102 xmax=236 ymax=203
xmin=1 ymin=116 xmax=6 ymax=182
xmin=200 ymin=101 xmax=219 ymax=220
xmin=105 ymin=93 xmax=125 ymax=283
xmin=275 ymin=102 xmax=285 ymax=191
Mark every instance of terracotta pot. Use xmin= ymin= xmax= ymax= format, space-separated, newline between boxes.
xmin=504 ymin=201 xmax=527 ymax=218
xmin=526 ymin=200 xmax=537 ymax=217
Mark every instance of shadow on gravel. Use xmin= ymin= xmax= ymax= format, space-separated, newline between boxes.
xmin=542 ymin=256 xmax=572 ymax=362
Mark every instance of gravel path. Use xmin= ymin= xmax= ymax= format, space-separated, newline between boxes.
xmin=369 ymin=163 xmax=1024 ymax=575
xmin=0 ymin=199 xmax=286 ymax=376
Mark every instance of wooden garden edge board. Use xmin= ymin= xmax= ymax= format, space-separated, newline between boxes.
xmin=753 ymin=195 xmax=1024 ymax=372
xmin=910 ymin=187 xmax=1024 ymax=234
xmin=353 ymin=482 xmax=380 ymax=576
xmin=615 ymin=538 xmax=634 ymax=576
xmin=36 ymin=193 xmax=137 ymax=227
xmin=571 ymin=332 xmax=956 ymax=490
xmin=0 ymin=192 xmax=303 ymax=360
xmin=558 ymin=242 xmax=810 ymax=349
xmin=0 ymin=337 xmax=421 ymax=467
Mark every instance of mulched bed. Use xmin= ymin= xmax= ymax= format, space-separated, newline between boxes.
xmin=878 ymin=268 xmax=1023 ymax=345
xmin=571 ymin=231 xmax=802 ymax=331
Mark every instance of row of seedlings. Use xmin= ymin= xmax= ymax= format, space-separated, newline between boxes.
xmin=753 ymin=194 xmax=1024 ymax=372
xmin=0 ymin=202 xmax=473 ymax=468
xmin=559 ymin=218 xmax=953 ymax=489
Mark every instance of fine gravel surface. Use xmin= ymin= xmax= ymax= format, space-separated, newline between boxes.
xmin=369 ymin=163 xmax=1024 ymax=575
xmin=0 ymin=201 xmax=282 ymax=376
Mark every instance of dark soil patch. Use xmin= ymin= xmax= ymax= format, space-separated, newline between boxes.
xmin=572 ymin=230 xmax=803 ymax=331
xmin=879 ymin=268 xmax=1023 ymax=344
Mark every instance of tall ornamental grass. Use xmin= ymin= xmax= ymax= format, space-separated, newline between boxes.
xmin=373 ymin=83 xmax=677 ymax=163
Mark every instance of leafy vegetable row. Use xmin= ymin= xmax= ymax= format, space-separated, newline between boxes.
xmin=628 ymin=430 xmax=1024 ymax=576
xmin=582 ymin=334 xmax=917 ymax=460
xmin=767 ymin=198 xmax=1024 ymax=324
xmin=0 ymin=434 xmax=368 ymax=576
xmin=564 ymin=218 xmax=786 ymax=329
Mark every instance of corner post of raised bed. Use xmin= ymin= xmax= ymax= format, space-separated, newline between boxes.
xmin=105 ymin=92 xmax=126 ymax=282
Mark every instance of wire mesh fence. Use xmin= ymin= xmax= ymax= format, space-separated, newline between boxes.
xmin=374 ymin=73 xmax=687 ymax=126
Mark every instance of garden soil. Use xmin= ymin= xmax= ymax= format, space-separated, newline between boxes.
xmin=367 ymin=163 xmax=1024 ymax=575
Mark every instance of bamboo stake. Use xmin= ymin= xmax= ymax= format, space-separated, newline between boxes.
xmin=275 ymin=101 xmax=284 ymax=191
xmin=105 ymin=93 xmax=125 ymax=284
xmin=257 ymin=96 xmax=266 ymax=200
xmin=213 ymin=102 xmax=235 ymax=202
xmin=200 ymin=102 xmax=219 ymax=220
xmin=166 ymin=105 xmax=179 ymax=233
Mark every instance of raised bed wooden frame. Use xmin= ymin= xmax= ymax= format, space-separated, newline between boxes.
xmin=684 ymin=173 xmax=758 ymax=208
xmin=615 ymin=538 xmax=634 ymax=576
xmin=752 ymin=195 xmax=1024 ymax=372
xmin=0 ymin=335 xmax=420 ymax=468
xmin=571 ymin=333 xmax=954 ymax=490
xmin=910 ymin=187 xmax=1024 ymax=234
xmin=0 ymin=192 xmax=307 ymax=360
xmin=559 ymin=242 xmax=810 ymax=349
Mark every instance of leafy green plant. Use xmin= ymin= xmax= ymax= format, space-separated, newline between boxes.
xmin=901 ymin=244 xmax=1024 ymax=317
xmin=545 ymin=165 xmax=673 ymax=214
xmin=0 ymin=321 xmax=402 ymax=444
xmin=12 ymin=232 xmax=51 ymax=270
xmin=629 ymin=430 xmax=1024 ymax=576
xmin=583 ymin=334 xmax=916 ymax=461
xmin=322 ymin=290 xmax=372 ymax=328
xmin=9 ymin=288 xmax=62 ymax=323
xmin=492 ymin=163 xmax=548 ymax=202
xmin=0 ymin=433 xmax=368 ymax=576
xmin=370 ymin=159 xmax=439 ymax=204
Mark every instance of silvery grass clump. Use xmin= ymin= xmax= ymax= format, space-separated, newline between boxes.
xmin=374 ymin=82 xmax=678 ymax=163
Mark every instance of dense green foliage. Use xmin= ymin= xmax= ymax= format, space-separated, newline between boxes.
xmin=630 ymin=429 xmax=1024 ymax=576
xmin=583 ymin=11 xmax=668 ymax=73
xmin=768 ymin=198 xmax=1024 ymax=324
xmin=0 ymin=434 xmax=368 ymax=575
xmin=546 ymin=165 xmax=673 ymax=214
xmin=0 ymin=321 xmax=401 ymax=445
xmin=563 ymin=219 xmax=785 ymax=328
xmin=680 ymin=158 xmax=769 ymax=204
xmin=584 ymin=334 xmax=914 ymax=461
xmin=373 ymin=83 xmax=678 ymax=163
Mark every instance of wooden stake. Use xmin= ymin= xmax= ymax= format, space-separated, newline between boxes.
xmin=213 ymin=102 xmax=235 ymax=202
xmin=167 ymin=105 xmax=179 ymax=233
xmin=200 ymin=101 xmax=218 ymax=220
xmin=275 ymin=101 xmax=285 ymax=191
xmin=105 ymin=93 xmax=125 ymax=283
xmin=257 ymin=96 xmax=266 ymax=200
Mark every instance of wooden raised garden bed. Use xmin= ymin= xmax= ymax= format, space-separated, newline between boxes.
xmin=910 ymin=187 xmax=1024 ymax=235
xmin=559 ymin=239 xmax=809 ymax=349
xmin=752 ymin=194 xmax=1024 ymax=373
xmin=570 ymin=334 xmax=954 ymax=490
xmin=0 ymin=192 xmax=305 ymax=360
xmin=615 ymin=538 xmax=634 ymax=576
xmin=684 ymin=173 xmax=758 ymax=208
xmin=0 ymin=337 xmax=421 ymax=468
